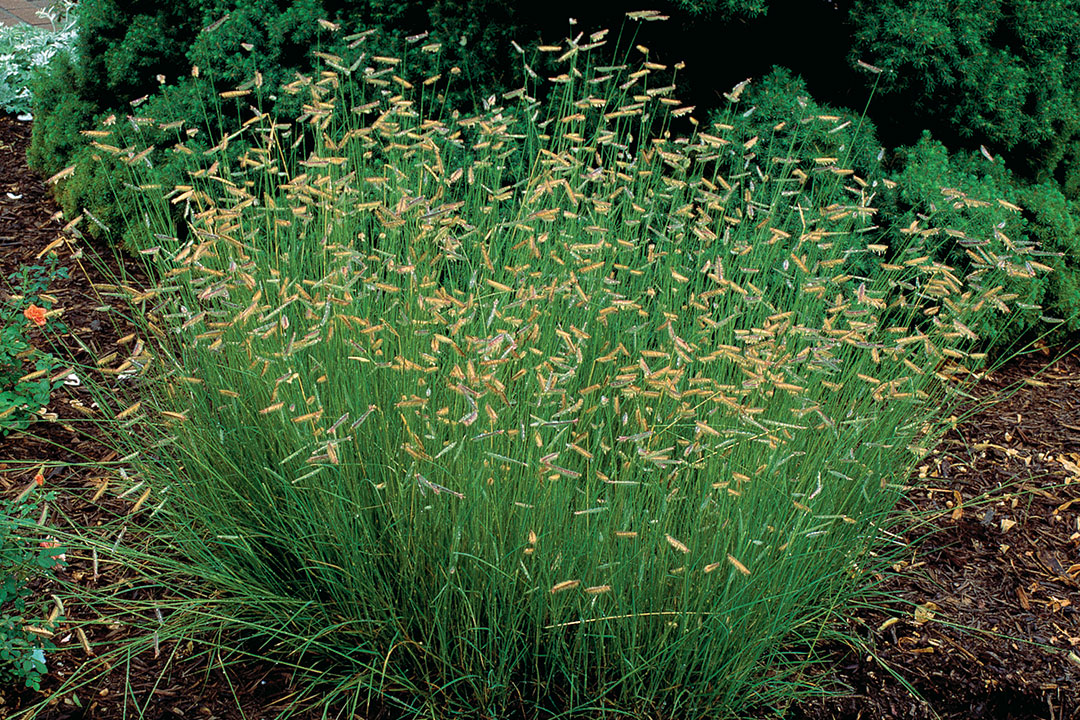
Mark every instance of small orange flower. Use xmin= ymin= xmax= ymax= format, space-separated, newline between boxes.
xmin=39 ymin=536 xmax=66 ymax=569
xmin=24 ymin=304 xmax=47 ymax=327
xmin=34 ymin=472 xmax=45 ymax=486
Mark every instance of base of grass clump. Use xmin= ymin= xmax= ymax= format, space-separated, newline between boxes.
xmin=64 ymin=14 xmax=1050 ymax=719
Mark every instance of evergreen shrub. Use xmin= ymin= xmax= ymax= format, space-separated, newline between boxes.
xmin=28 ymin=0 xmax=531 ymax=252
xmin=888 ymin=133 xmax=1059 ymax=347
xmin=716 ymin=71 xmax=1073 ymax=350
xmin=849 ymin=0 xmax=1080 ymax=188
xmin=718 ymin=66 xmax=894 ymax=279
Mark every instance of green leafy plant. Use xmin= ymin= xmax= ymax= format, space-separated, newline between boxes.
xmin=65 ymin=19 xmax=1047 ymax=718
xmin=670 ymin=0 xmax=769 ymax=17
xmin=1 ymin=487 xmax=65 ymax=691
xmin=0 ymin=0 xmax=78 ymax=115
xmin=849 ymin=0 xmax=1080 ymax=189
xmin=1 ymin=253 xmax=70 ymax=436
xmin=887 ymin=132 xmax=1054 ymax=348
xmin=714 ymin=69 xmax=1076 ymax=351
xmin=27 ymin=0 xmax=521 ymax=250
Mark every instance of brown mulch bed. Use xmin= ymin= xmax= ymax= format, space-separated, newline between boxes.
xmin=1 ymin=111 xmax=1078 ymax=719
xmin=791 ymin=349 xmax=1080 ymax=720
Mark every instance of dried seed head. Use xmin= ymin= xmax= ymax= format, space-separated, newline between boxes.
xmin=665 ymin=534 xmax=690 ymax=553
xmin=550 ymin=580 xmax=580 ymax=594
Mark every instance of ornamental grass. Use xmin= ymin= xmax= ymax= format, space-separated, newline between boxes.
xmin=60 ymin=16 xmax=1047 ymax=719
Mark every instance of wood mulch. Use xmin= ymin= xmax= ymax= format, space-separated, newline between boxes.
xmin=790 ymin=348 xmax=1080 ymax=720
xmin=1 ymin=112 xmax=1078 ymax=720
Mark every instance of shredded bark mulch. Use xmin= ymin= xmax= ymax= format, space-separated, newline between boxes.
xmin=791 ymin=349 xmax=1080 ymax=720
xmin=1 ymin=112 xmax=1077 ymax=720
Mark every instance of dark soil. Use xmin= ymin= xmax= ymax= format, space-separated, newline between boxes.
xmin=1 ymin=112 xmax=1077 ymax=720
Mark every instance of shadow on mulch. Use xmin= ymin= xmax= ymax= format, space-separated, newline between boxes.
xmin=1 ymin=112 xmax=1077 ymax=720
